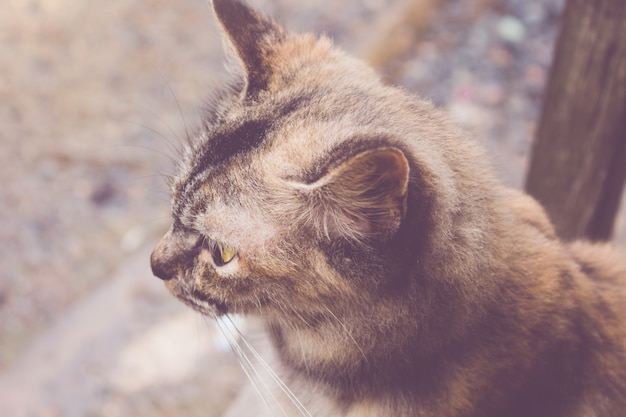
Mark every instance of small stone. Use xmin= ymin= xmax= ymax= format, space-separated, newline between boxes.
xmin=496 ymin=16 xmax=527 ymax=43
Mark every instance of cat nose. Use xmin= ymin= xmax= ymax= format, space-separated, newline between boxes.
xmin=150 ymin=249 xmax=176 ymax=280
xmin=151 ymin=232 xmax=177 ymax=281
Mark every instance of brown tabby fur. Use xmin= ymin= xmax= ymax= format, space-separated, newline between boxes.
xmin=150 ymin=1 xmax=626 ymax=415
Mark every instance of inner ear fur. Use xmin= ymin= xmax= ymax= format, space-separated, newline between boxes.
xmin=305 ymin=147 xmax=410 ymax=242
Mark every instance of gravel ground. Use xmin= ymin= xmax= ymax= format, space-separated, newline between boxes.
xmin=0 ymin=0 xmax=234 ymax=367
xmin=1 ymin=0 xmax=624 ymax=416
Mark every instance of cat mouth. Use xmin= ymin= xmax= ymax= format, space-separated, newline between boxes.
xmin=164 ymin=279 xmax=229 ymax=316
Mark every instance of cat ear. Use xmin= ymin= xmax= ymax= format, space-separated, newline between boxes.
xmin=211 ymin=0 xmax=285 ymax=97
xmin=301 ymin=148 xmax=410 ymax=242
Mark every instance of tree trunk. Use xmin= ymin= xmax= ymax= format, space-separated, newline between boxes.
xmin=524 ymin=0 xmax=626 ymax=241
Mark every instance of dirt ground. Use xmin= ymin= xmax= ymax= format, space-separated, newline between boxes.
xmin=1 ymin=0 xmax=624 ymax=416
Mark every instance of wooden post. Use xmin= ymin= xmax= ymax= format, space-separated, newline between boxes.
xmin=524 ymin=0 xmax=626 ymax=241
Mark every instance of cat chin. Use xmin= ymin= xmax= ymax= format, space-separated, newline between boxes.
xmin=181 ymin=296 xmax=228 ymax=317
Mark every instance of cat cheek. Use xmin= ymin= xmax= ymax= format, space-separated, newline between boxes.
xmin=198 ymin=248 xmax=214 ymax=267
xmin=214 ymin=257 xmax=241 ymax=277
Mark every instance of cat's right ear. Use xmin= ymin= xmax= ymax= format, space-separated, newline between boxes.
xmin=211 ymin=0 xmax=286 ymax=98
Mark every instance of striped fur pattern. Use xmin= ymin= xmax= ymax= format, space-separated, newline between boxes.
xmin=150 ymin=1 xmax=626 ymax=415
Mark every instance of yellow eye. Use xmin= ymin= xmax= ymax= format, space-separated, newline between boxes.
xmin=214 ymin=242 xmax=237 ymax=266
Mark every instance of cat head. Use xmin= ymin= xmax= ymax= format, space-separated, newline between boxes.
xmin=150 ymin=0 xmax=480 ymax=322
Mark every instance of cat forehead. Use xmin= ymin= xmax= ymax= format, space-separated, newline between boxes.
xmin=194 ymin=94 xmax=314 ymax=169
xmin=200 ymin=202 xmax=277 ymax=249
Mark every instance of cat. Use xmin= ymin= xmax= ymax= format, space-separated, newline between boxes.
xmin=150 ymin=0 xmax=626 ymax=415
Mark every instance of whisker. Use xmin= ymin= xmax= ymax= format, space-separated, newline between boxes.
xmin=269 ymin=303 xmax=312 ymax=376
xmin=122 ymin=119 xmax=182 ymax=157
xmin=158 ymin=70 xmax=194 ymax=149
xmin=223 ymin=316 xmax=313 ymax=417
xmin=213 ymin=318 xmax=271 ymax=411
xmin=323 ymin=306 xmax=370 ymax=366
xmin=213 ymin=316 xmax=286 ymax=417
xmin=113 ymin=116 xmax=185 ymax=166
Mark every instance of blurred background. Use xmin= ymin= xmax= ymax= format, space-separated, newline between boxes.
xmin=1 ymin=0 xmax=624 ymax=416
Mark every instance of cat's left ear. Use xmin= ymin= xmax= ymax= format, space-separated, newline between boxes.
xmin=301 ymin=147 xmax=410 ymax=242
xmin=212 ymin=0 xmax=285 ymax=98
